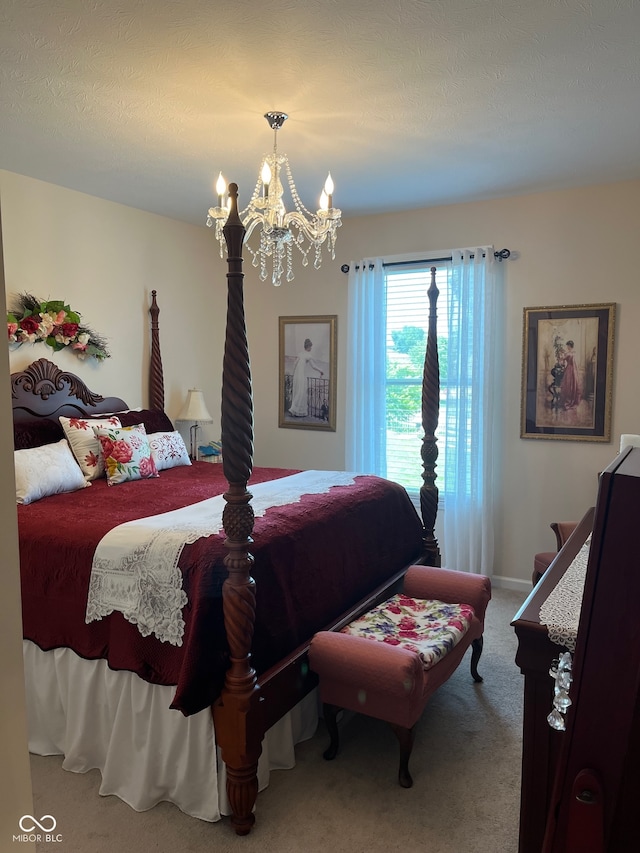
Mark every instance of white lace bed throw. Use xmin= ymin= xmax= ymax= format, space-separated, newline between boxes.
xmin=86 ymin=470 xmax=357 ymax=646
xmin=538 ymin=534 xmax=591 ymax=653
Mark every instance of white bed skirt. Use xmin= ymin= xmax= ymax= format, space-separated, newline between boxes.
xmin=23 ymin=640 xmax=319 ymax=822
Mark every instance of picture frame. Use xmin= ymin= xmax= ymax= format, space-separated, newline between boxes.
xmin=279 ymin=315 xmax=337 ymax=431
xmin=520 ymin=303 xmax=616 ymax=441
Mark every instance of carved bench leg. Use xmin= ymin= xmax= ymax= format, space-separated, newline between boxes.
xmin=470 ymin=636 xmax=484 ymax=683
xmin=390 ymin=723 xmax=414 ymax=788
xmin=322 ymin=703 xmax=341 ymax=761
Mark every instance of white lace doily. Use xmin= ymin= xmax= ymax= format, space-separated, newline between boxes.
xmin=538 ymin=534 xmax=591 ymax=653
xmin=85 ymin=470 xmax=357 ymax=645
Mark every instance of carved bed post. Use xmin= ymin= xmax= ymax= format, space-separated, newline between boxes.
xmin=212 ymin=183 xmax=262 ymax=835
xmin=148 ymin=290 xmax=165 ymax=411
xmin=420 ymin=267 xmax=441 ymax=566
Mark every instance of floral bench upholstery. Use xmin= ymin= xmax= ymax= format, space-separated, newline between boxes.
xmin=309 ymin=565 xmax=492 ymax=787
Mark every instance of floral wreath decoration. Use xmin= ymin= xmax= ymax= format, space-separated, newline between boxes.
xmin=7 ymin=293 xmax=110 ymax=361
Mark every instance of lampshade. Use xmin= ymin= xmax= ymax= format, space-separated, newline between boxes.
xmin=176 ymin=389 xmax=213 ymax=423
xmin=620 ymin=434 xmax=640 ymax=453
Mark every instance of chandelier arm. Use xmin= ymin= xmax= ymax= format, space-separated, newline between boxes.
xmin=241 ymin=216 xmax=263 ymax=242
xmin=282 ymin=212 xmax=335 ymax=242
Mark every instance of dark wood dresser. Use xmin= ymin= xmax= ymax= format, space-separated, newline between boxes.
xmin=512 ymin=508 xmax=595 ymax=853
xmin=512 ymin=446 xmax=640 ymax=853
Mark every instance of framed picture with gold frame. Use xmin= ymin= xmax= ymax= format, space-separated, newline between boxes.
xmin=520 ymin=303 xmax=616 ymax=441
xmin=278 ymin=315 xmax=337 ymax=431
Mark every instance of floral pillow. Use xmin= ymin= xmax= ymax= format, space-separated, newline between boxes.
xmin=15 ymin=438 xmax=89 ymax=504
xmin=59 ymin=415 xmax=122 ymax=480
xmin=147 ymin=431 xmax=191 ymax=471
xmin=92 ymin=423 xmax=158 ymax=485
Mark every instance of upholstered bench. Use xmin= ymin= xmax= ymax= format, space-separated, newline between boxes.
xmin=309 ymin=565 xmax=491 ymax=787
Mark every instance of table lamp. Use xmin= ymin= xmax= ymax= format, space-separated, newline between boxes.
xmin=176 ymin=388 xmax=213 ymax=460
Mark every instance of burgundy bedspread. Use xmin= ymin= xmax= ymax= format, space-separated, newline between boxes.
xmin=19 ymin=463 xmax=424 ymax=714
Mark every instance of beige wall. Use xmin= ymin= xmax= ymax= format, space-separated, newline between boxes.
xmin=2 ymin=171 xmax=640 ymax=591
xmin=1 ymin=170 xmax=226 ymax=446
xmin=246 ymin=179 xmax=640 ymax=587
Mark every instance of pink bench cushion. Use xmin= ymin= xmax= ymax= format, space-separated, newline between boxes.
xmin=340 ymin=594 xmax=475 ymax=670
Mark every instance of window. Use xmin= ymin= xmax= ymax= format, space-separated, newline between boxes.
xmin=346 ymin=248 xmax=501 ymax=575
xmin=385 ymin=262 xmax=449 ymax=497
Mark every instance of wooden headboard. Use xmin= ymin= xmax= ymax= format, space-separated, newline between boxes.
xmin=11 ymin=290 xmax=165 ymax=426
xmin=11 ymin=357 xmax=128 ymax=423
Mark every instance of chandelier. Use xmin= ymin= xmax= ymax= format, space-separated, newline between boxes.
xmin=206 ymin=111 xmax=341 ymax=286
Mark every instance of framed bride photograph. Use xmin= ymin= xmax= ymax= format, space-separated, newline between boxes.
xmin=278 ymin=315 xmax=337 ymax=431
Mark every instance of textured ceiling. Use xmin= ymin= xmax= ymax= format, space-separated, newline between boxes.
xmin=1 ymin=0 xmax=640 ymax=226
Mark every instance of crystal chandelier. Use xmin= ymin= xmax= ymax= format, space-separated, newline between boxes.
xmin=206 ymin=111 xmax=341 ymax=286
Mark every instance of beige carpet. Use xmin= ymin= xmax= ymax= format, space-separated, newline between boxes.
xmin=30 ymin=587 xmax=527 ymax=853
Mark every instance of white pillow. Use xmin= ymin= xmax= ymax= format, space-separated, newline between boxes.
xmin=59 ymin=415 xmax=122 ymax=480
xmin=148 ymin=431 xmax=192 ymax=471
xmin=15 ymin=439 xmax=89 ymax=505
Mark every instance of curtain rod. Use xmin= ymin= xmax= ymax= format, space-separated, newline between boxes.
xmin=340 ymin=248 xmax=511 ymax=274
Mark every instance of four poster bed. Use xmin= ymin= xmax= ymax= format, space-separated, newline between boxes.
xmin=13 ymin=187 xmax=442 ymax=833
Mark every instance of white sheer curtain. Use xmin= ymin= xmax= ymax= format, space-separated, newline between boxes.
xmin=443 ymin=248 xmax=502 ymax=575
xmin=345 ymin=259 xmax=386 ymax=474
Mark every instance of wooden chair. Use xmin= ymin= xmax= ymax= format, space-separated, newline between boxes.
xmin=533 ymin=521 xmax=578 ymax=586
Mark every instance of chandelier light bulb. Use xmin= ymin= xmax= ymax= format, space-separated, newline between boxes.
xmin=319 ymin=190 xmax=328 ymax=211
xmin=261 ymin=161 xmax=271 ymax=200
xmin=216 ymin=172 xmax=227 ymax=206
xmin=323 ymin=173 xmax=334 ymax=209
